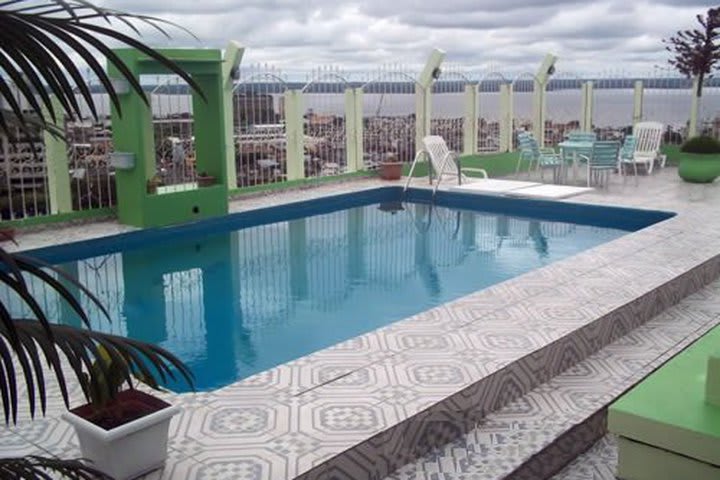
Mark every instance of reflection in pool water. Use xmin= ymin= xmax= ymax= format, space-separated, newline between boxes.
xmin=3 ymin=202 xmax=627 ymax=392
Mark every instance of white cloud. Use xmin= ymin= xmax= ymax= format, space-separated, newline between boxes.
xmin=87 ymin=0 xmax=717 ymax=77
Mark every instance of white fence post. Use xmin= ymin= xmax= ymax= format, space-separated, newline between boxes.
xmin=463 ymin=84 xmax=478 ymax=155
xmin=633 ymin=80 xmax=644 ymax=127
xmin=344 ymin=87 xmax=362 ymax=172
xmin=284 ymin=90 xmax=305 ymax=180
xmin=500 ymin=83 xmax=512 ymax=152
xmin=581 ymin=81 xmax=594 ymax=132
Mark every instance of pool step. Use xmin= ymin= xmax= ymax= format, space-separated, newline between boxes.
xmin=384 ymin=279 xmax=720 ymax=480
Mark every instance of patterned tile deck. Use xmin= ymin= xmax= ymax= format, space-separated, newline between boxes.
xmin=551 ymin=435 xmax=618 ymax=480
xmin=386 ymin=279 xmax=720 ymax=479
xmin=3 ymin=168 xmax=720 ymax=480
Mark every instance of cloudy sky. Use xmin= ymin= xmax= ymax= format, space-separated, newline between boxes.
xmin=95 ymin=0 xmax=716 ymax=77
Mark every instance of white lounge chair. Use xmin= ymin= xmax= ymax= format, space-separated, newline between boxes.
xmin=630 ymin=121 xmax=664 ymax=174
xmin=405 ymin=135 xmax=548 ymax=197
xmin=411 ymin=135 xmax=487 ymax=195
xmin=421 ymin=135 xmax=488 ymax=184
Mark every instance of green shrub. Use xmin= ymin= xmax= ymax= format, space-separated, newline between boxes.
xmin=680 ymin=135 xmax=720 ymax=154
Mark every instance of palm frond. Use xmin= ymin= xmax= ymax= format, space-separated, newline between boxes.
xmin=2 ymin=320 xmax=194 ymax=425
xmin=0 ymin=240 xmax=194 ymax=424
xmin=0 ymin=0 xmax=205 ymax=141
xmin=0 ymin=455 xmax=113 ymax=480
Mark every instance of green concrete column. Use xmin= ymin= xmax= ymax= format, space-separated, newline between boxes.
xmin=221 ymin=42 xmax=245 ymax=189
xmin=344 ymin=88 xmax=362 ymax=172
xmin=109 ymin=50 xmax=156 ymax=226
xmin=284 ymin=90 xmax=305 ymax=180
xmin=109 ymin=48 xmax=229 ymax=228
xmin=463 ymin=84 xmax=478 ymax=155
xmin=500 ymin=83 xmax=512 ymax=152
xmin=689 ymin=76 xmax=700 ymax=138
xmin=192 ymin=73 xmax=229 ymax=184
xmin=43 ymin=96 xmax=72 ymax=214
xmin=633 ymin=80 xmax=644 ymax=127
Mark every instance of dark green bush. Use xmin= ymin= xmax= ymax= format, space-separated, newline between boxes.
xmin=680 ymin=135 xmax=720 ymax=154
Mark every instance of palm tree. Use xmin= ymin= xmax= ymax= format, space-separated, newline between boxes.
xmin=0 ymin=1 xmax=199 ymax=477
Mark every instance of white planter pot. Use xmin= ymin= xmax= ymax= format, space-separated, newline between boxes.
xmin=62 ymin=400 xmax=180 ymax=480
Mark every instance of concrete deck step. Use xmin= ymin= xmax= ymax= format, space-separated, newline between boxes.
xmin=384 ymin=279 xmax=720 ymax=480
xmin=551 ymin=434 xmax=618 ymax=480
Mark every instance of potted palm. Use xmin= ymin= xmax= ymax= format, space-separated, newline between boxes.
xmin=0 ymin=241 xmax=193 ymax=479
xmin=0 ymin=0 xmax=203 ymax=478
xmin=62 ymin=348 xmax=190 ymax=480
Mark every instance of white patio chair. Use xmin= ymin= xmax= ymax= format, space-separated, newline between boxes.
xmin=421 ymin=135 xmax=487 ymax=186
xmin=630 ymin=121 xmax=664 ymax=174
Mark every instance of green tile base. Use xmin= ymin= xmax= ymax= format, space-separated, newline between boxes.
xmin=609 ymin=325 xmax=720 ymax=465
xmin=617 ymin=436 xmax=720 ymax=480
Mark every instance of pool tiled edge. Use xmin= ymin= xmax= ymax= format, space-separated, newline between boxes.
xmin=5 ymin=170 xmax=720 ymax=480
xmin=167 ymin=184 xmax=720 ymax=479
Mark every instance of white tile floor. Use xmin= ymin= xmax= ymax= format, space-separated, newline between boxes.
xmin=2 ymin=168 xmax=719 ymax=480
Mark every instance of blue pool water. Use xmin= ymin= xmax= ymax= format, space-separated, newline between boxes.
xmin=9 ymin=188 xmax=673 ymax=392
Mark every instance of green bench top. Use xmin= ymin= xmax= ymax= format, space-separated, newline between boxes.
xmin=608 ymin=324 xmax=720 ymax=466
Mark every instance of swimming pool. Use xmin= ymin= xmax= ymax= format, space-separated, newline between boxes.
xmin=9 ymin=188 xmax=674 ymax=392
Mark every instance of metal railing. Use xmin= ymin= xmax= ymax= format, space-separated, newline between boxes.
xmin=3 ymin=62 xmax=720 ymax=222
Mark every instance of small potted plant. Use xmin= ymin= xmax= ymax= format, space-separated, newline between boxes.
xmin=379 ymin=152 xmax=403 ymax=180
xmin=146 ymin=175 xmax=163 ymax=194
xmin=0 ymin=226 xmax=15 ymax=242
xmin=62 ymin=347 xmax=192 ymax=480
xmin=677 ymin=135 xmax=720 ymax=183
xmin=196 ymin=171 xmax=216 ymax=187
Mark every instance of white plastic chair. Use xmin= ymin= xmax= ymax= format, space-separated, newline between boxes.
xmin=421 ymin=135 xmax=487 ymax=187
xmin=630 ymin=122 xmax=664 ymax=174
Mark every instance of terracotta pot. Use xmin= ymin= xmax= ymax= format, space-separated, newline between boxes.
xmin=0 ymin=228 xmax=15 ymax=242
xmin=379 ymin=162 xmax=403 ymax=181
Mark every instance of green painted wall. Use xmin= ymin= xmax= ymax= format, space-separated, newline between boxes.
xmin=144 ymin=186 xmax=227 ymax=226
xmin=108 ymin=48 xmax=229 ymax=228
